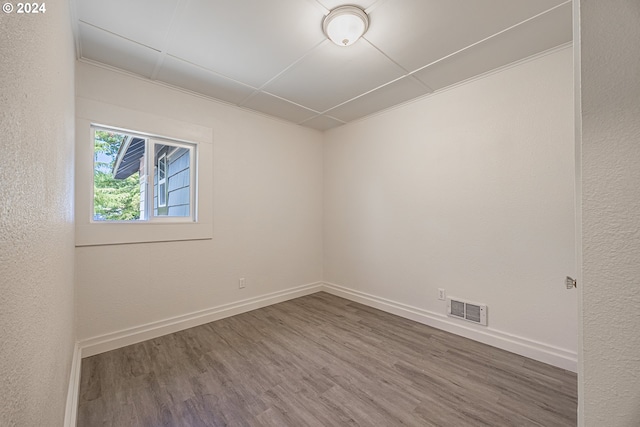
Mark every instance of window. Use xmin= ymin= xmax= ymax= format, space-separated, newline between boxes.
xmin=76 ymin=103 xmax=212 ymax=247
xmin=92 ymin=126 xmax=197 ymax=222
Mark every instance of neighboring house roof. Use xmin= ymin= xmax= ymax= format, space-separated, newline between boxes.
xmin=113 ymin=137 xmax=145 ymax=179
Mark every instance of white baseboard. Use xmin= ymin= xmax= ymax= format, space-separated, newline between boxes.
xmin=321 ymin=282 xmax=578 ymax=373
xmin=74 ymin=279 xmax=575 ymax=377
xmin=64 ymin=342 xmax=81 ymax=427
xmin=79 ymin=282 xmax=323 ymax=358
xmin=66 ymin=280 xmax=575 ymax=422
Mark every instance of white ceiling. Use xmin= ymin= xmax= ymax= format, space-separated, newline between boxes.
xmin=72 ymin=0 xmax=572 ymax=131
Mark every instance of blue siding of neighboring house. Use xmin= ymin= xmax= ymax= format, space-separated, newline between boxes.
xmin=154 ymin=146 xmax=190 ymax=217
xmin=167 ymin=148 xmax=190 ymax=216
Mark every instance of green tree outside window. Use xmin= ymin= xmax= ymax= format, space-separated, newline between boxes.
xmin=93 ymin=131 xmax=141 ymax=221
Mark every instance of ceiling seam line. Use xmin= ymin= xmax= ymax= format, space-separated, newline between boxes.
xmin=297 ymin=113 xmax=346 ymax=126
xmin=319 ymin=74 xmax=410 ymax=115
xmin=253 ymin=39 xmax=329 ymax=92
xmin=409 ymin=0 xmax=572 ymax=76
xmin=354 ymin=43 xmax=575 ymax=128
xmin=160 ymin=54 xmax=259 ymax=91
xmin=77 ymin=21 xmax=162 ymax=52
xmin=150 ymin=0 xmax=188 ymax=80
xmin=364 ymin=0 xmax=391 ymax=15
xmin=310 ymin=0 xmax=329 ymax=15
xmin=360 ymin=37 xmax=433 ymax=93
xmin=363 ymin=37 xmax=412 ymax=75
xmin=150 ymin=54 xmax=167 ymax=81
xmin=237 ymin=91 xmax=262 ymax=107
xmin=257 ymin=91 xmax=323 ymax=114
xmin=78 ymin=58 xmax=245 ymax=109
xmin=78 ymin=58 xmax=312 ymax=128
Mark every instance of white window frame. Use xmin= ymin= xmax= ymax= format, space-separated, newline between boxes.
xmin=157 ymin=153 xmax=167 ymax=208
xmin=90 ymin=125 xmax=198 ymax=224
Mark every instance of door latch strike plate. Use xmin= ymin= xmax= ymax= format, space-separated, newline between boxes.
xmin=565 ymin=276 xmax=577 ymax=289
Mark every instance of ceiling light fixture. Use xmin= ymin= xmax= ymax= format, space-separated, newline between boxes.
xmin=322 ymin=5 xmax=369 ymax=47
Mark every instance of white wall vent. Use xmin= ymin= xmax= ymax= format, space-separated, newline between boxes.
xmin=447 ymin=297 xmax=487 ymax=326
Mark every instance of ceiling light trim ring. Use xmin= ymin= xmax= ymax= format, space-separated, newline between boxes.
xmin=322 ymin=5 xmax=369 ymax=47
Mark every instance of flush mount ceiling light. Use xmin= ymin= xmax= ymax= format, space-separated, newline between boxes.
xmin=322 ymin=5 xmax=369 ymax=47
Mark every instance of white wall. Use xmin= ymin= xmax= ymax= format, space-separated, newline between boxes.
xmin=323 ymin=47 xmax=577 ymax=369
xmin=75 ymin=62 xmax=324 ymax=346
xmin=578 ymin=1 xmax=640 ymax=425
xmin=75 ymin=46 xmax=578 ymax=372
xmin=0 ymin=3 xmax=76 ymax=425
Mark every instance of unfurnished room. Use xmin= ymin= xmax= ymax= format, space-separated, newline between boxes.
xmin=1 ymin=1 xmax=639 ymax=426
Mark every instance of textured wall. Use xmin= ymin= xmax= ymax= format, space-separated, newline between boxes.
xmin=0 ymin=2 xmax=76 ymax=426
xmin=579 ymin=1 xmax=640 ymax=425
xmin=324 ymin=48 xmax=577 ymax=362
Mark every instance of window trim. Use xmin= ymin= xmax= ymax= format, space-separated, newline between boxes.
xmin=90 ymin=126 xmax=198 ymax=224
xmin=76 ymin=102 xmax=212 ymax=247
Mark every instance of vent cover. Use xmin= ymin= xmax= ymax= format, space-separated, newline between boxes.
xmin=447 ymin=297 xmax=487 ymax=326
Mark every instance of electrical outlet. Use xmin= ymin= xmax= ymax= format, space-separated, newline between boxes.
xmin=438 ymin=288 xmax=446 ymax=300
xmin=239 ymin=278 xmax=245 ymax=289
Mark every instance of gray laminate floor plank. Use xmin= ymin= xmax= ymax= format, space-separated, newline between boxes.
xmin=77 ymin=292 xmax=577 ymax=426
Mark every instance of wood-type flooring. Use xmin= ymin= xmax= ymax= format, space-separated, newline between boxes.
xmin=77 ymin=292 xmax=577 ymax=426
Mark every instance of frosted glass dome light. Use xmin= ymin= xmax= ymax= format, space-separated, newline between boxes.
xmin=323 ymin=6 xmax=369 ymax=47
